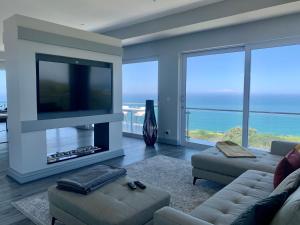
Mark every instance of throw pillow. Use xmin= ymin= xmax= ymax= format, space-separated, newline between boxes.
xmin=270 ymin=187 xmax=300 ymax=225
xmin=274 ymin=157 xmax=294 ymax=188
xmin=271 ymin=168 xmax=300 ymax=196
xmin=231 ymin=191 xmax=290 ymax=225
xmin=286 ymin=145 xmax=300 ymax=170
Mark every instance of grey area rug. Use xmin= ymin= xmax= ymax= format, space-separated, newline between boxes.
xmin=13 ymin=155 xmax=223 ymax=225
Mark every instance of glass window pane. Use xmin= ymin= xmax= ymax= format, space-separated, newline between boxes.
xmin=122 ymin=61 xmax=158 ymax=134
xmin=0 ymin=69 xmax=7 ymax=141
xmin=0 ymin=70 xmax=6 ymax=110
xmin=187 ymin=110 xmax=243 ymax=144
xmin=249 ymin=45 xmax=300 ymax=150
xmin=186 ymin=51 xmax=245 ymax=145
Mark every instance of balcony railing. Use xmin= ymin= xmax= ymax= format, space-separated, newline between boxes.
xmin=122 ymin=103 xmax=158 ymax=134
xmin=0 ymin=103 xmax=7 ymax=111
xmin=185 ymin=106 xmax=300 ymax=149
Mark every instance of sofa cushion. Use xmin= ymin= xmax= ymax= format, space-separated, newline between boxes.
xmin=271 ymin=141 xmax=299 ymax=156
xmin=270 ymin=186 xmax=300 ymax=225
xmin=190 ymin=170 xmax=274 ymax=225
xmin=154 ymin=207 xmax=213 ymax=225
xmin=271 ymin=168 xmax=300 ymax=196
xmin=192 ymin=147 xmax=281 ymax=178
xmin=231 ymin=191 xmax=290 ymax=225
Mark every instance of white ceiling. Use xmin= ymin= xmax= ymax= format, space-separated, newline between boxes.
xmin=0 ymin=0 xmax=222 ymax=51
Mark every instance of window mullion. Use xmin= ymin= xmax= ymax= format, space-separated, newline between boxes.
xmin=242 ymin=48 xmax=251 ymax=147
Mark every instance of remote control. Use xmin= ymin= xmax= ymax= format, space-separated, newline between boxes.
xmin=127 ymin=182 xmax=137 ymax=190
xmin=134 ymin=181 xmax=146 ymax=189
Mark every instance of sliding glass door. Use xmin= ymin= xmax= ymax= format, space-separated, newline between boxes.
xmin=0 ymin=69 xmax=6 ymax=110
xmin=249 ymin=45 xmax=300 ymax=149
xmin=183 ymin=43 xmax=300 ymax=150
xmin=0 ymin=69 xmax=7 ymax=142
xmin=122 ymin=60 xmax=158 ymax=134
xmin=183 ymin=48 xmax=245 ymax=145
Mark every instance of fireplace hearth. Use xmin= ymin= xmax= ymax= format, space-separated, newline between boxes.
xmin=47 ymin=145 xmax=108 ymax=164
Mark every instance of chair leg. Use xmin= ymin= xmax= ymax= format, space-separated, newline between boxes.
xmin=51 ymin=217 xmax=56 ymax=225
xmin=193 ymin=177 xmax=198 ymax=185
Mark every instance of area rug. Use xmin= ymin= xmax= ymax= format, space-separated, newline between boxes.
xmin=13 ymin=155 xmax=223 ymax=225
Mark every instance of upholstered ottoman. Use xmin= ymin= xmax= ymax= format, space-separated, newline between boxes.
xmin=48 ymin=176 xmax=170 ymax=225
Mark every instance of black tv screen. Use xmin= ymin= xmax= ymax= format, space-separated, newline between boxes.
xmin=36 ymin=53 xmax=113 ymax=119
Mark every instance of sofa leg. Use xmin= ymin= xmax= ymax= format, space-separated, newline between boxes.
xmin=51 ymin=217 xmax=56 ymax=225
xmin=193 ymin=177 xmax=198 ymax=185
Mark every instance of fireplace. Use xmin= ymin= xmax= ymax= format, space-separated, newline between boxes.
xmin=47 ymin=122 xmax=109 ymax=164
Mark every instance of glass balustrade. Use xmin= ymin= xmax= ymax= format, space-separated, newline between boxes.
xmin=122 ymin=103 xmax=158 ymax=134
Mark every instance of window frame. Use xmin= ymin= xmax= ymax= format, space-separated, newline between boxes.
xmin=122 ymin=57 xmax=159 ymax=137
xmin=181 ymin=36 xmax=300 ymax=150
xmin=181 ymin=46 xmax=247 ymax=148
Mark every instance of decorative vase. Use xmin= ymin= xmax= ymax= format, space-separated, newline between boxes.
xmin=143 ymin=100 xmax=158 ymax=146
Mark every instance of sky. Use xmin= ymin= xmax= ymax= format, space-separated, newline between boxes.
xmin=0 ymin=70 xmax=6 ymax=102
xmin=186 ymin=51 xmax=245 ymax=95
xmin=122 ymin=61 xmax=158 ymax=95
xmin=251 ymin=44 xmax=300 ymax=95
xmin=186 ymin=44 xmax=300 ymax=96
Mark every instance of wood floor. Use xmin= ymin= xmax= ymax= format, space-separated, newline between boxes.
xmin=0 ymin=125 xmax=207 ymax=225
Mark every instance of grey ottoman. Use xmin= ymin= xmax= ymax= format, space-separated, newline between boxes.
xmin=48 ymin=176 xmax=170 ymax=225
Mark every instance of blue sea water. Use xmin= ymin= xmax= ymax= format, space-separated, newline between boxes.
xmin=2 ymin=93 xmax=299 ymax=136
xmin=124 ymin=93 xmax=300 ymax=136
xmin=186 ymin=93 xmax=300 ymax=136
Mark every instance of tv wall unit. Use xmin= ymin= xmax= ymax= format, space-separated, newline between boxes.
xmin=4 ymin=15 xmax=124 ymax=183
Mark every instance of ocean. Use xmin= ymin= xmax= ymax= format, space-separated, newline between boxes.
xmin=124 ymin=93 xmax=300 ymax=136
xmin=1 ymin=93 xmax=299 ymax=136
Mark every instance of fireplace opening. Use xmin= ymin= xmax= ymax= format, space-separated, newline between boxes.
xmin=46 ymin=123 xmax=109 ymax=164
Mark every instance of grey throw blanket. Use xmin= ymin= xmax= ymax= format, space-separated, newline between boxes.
xmin=57 ymin=165 xmax=127 ymax=194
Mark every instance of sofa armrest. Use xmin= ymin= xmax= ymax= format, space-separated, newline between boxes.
xmin=154 ymin=207 xmax=213 ymax=225
xmin=271 ymin=141 xmax=298 ymax=156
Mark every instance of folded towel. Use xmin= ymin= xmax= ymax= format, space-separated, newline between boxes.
xmin=57 ymin=165 xmax=127 ymax=194
xmin=216 ymin=141 xmax=256 ymax=158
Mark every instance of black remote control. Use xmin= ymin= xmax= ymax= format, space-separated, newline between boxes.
xmin=127 ymin=182 xmax=136 ymax=190
xmin=134 ymin=181 xmax=146 ymax=189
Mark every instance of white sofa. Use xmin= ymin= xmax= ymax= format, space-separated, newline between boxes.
xmin=154 ymin=141 xmax=300 ymax=225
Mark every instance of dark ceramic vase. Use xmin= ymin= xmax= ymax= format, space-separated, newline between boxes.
xmin=143 ymin=100 xmax=158 ymax=146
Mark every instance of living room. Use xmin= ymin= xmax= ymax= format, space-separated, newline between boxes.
xmin=1 ymin=0 xmax=300 ymax=225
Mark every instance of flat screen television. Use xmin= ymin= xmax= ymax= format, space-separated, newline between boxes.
xmin=36 ymin=53 xmax=113 ymax=119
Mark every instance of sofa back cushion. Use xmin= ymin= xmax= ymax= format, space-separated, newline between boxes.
xmin=271 ymin=141 xmax=299 ymax=156
xmin=231 ymin=191 xmax=290 ymax=225
xmin=270 ymin=187 xmax=300 ymax=225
